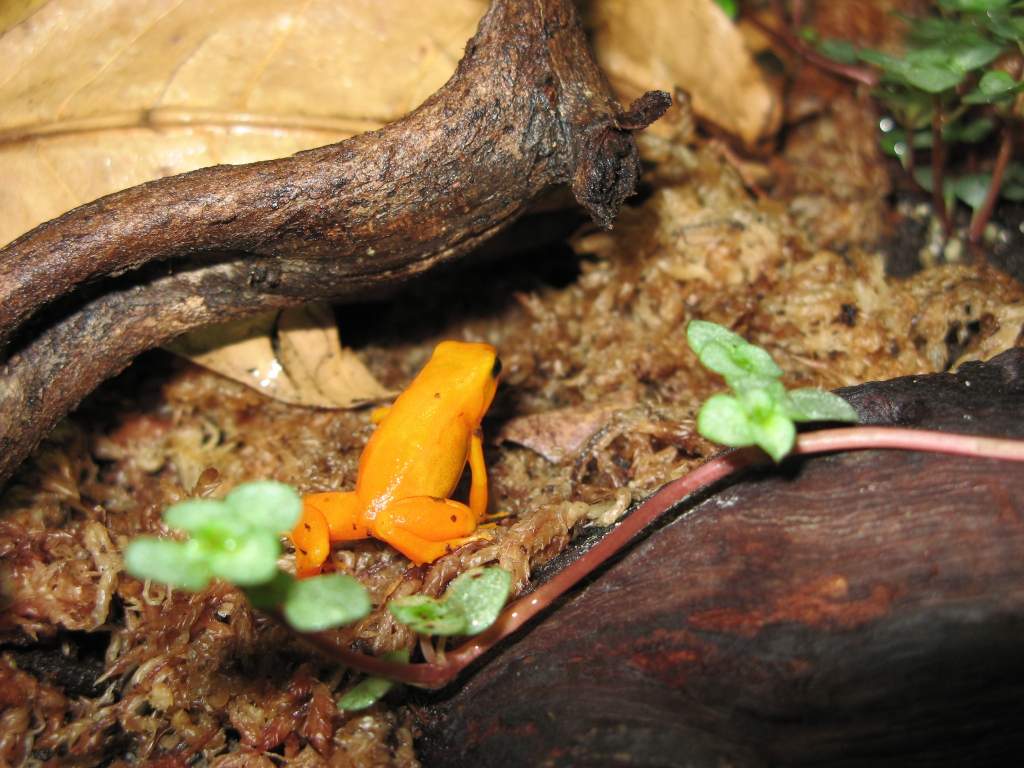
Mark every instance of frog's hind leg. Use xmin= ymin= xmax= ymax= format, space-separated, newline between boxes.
xmin=373 ymin=496 xmax=487 ymax=565
xmin=305 ymin=491 xmax=370 ymax=541
xmin=291 ymin=491 xmax=368 ymax=576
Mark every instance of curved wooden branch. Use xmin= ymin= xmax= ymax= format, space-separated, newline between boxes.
xmin=415 ymin=350 xmax=1024 ymax=766
xmin=0 ymin=0 xmax=669 ymax=485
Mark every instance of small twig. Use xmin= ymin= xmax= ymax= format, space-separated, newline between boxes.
xmin=283 ymin=425 xmax=1024 ymax=689
xmin=932 ymin=96 xmax=952 ymax=237
xmin=969 ymin=123 xmax=1014 ymax=244
xmin=709 ymin=139 xmax=767 ymax=198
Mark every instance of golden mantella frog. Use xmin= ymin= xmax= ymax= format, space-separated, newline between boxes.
xmin=291 ymin=340 xmax=501 ymax=574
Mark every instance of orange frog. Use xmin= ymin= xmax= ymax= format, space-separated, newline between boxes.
xmin=291 ymin=340 xmax=501 ymax=575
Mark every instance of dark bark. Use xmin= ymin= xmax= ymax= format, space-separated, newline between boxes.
xmin=0 ymin=0 xmax=669 ymax=486
xmin=415 ymin=349 xmax=1024 ymax=767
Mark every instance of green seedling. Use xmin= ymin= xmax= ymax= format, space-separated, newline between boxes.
xmin=842 ymin=1 xmax=1021 ymax=242
xmin=687 ymin=320 xmax=859 ymax=461
xmin=336 ymin=650 xmax=411 ymax=712
xmin=389 ymin=566 xmax=512 ymax=637
xmin=124 ymin=480 xmax=371 ymax=632
xmin=742 ymin=0 xmax=1023 ymax=244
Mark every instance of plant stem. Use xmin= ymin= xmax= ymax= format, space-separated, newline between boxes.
xmin=968 ymin=123 xmax=1014 ymax=244
xmin=287 ymin=426 xmax=1024 ymax=689
xmin=790 ymin=0 xmax=805 ymax=29
xmin=932 ymin=97 xmax=951 ymax=237
xmin=900 ymin=118 xmax=916 ymax=179
xmin=748 ymin=15 xmax=878 ymax=87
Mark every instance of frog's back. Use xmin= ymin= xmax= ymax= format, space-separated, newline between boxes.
xmin=357 ymin=341 xmax=499 ymax=509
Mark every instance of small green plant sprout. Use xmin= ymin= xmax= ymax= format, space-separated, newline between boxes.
xmin=687 ymin=320 xmax=859 ymax=462
xmin=124 ymin=480 xmax=370 ymax=632
xmin=336 ymin=649 xmax=411 ymax=712
xmin=389 ymin=566 xmax=512 ymax=637
xmin=825 ymin=0 xmax=1023 ymax=242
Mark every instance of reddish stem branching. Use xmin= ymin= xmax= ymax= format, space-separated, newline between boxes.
xmin=748 ymin=13 xmax=878 ymax=88
xmin=969 ymin=123 xmax=1014 ymax=244
xmin=932 ymin=97 xmax=952 ymax=237
xmin=288 ymin=426 xmax=1024 ymax=689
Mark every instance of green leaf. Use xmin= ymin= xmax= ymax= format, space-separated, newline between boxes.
xmin=1003 ymin=163 xmax=1024 ymax=201
xmin=1004 ymin=182 xmax=1024 ymax=202
xmin=697 ymin=394 xmax=754 ymax=447
xmin=750 ymin=412 xmax=797 ymax=462
xmin=389 ymin=567 xmax=512 ymax=636
xmin=712 ymin=0 xmax=737 ymax=18
xmin=337 ymin=676 xmax=394 ymax=712
xmin=336 ymin=650 xmax=410 ymax=712
xmin=686 ymin=319 xmax=744 ymax=355
xmin=984 ymin=12 xmax=1024 ymax=43
xmin=902 ymin=61 xmax=965 ymax=93
xmin=979 ymin=70 xmax=1017 ymax=95
xmin=225 ymin=481 xmax=302 ymax=533
xmin=946 ymin=39 xmax=1003 ymax=73
xmin=876 ymin=88 xmax=936 ymax=130
xmin=865 ymin=36 xmax=1000 ymax=93
xmin=283 ymin=572 xmax=371 ymax=632
xmin=164 ymin=499 xmax=238 ymax=536
xmin=913 ymin=167 xmax=957 ymax=213
xmin=939 ymin=0 xmax=1013 ymax=10
xmin=964 ymin=70 xmax=1021 ymax=103
xmin=946 ymin=116 xmax=995 ymax=143
xmin=244 ymin=570 xmax=295 ymax=611
xmin=207 ymin=529 xmax=281 ymax=586
xmin=445 ymin=567 xmax=512 ymax=635
xmin=124 ymin=537 xmax=212 ymax=591
xmin=878 ymin=127 xmax=933 ymax=160
xmin=951 ymin=173 xmax=995 ymax=211
xmin=785 ymin=389 xmax=860 ymax=423
xmin=907 ymin=15 xmax=966 ymax=42
xmin=817 ymin=38 xmax=859 ymax=65
xmin=686 ymin=320 xmax=782 ymax=382
xmin=388 ymin=595 xmax=467 ymax=636
xmin=863 ymin=47 xmax=962 ymax=93
xmin=859 ymin=48 xmax=906 ymax=75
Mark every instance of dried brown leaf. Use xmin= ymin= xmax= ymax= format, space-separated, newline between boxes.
xmin=498 ymin=397 xmax=634 ymax=463
xmin=2 ymin=0 xmax=778 ymax=250
xmin=0 ymin=0 xmax=487 ymax=245
xmin=166 ymin=303 xmax=391 ymax=408
xmin=588 ymin=0 xmax=781 ymax=146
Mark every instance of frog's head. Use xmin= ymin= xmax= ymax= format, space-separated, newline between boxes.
xmin=429 ymin=340 xmax=501 ymax=422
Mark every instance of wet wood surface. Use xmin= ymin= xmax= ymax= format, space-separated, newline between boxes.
xmin=417 ymin=349 xmax=1024 ymax=767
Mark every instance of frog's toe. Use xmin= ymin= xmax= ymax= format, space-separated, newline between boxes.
xmin=291 ymin=505 xmax=331 ymax=577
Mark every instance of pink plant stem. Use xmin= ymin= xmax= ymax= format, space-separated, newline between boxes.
xmin=792 ymin=426 xmax=1024 ymax=461
xmin=300 ymin=426 xmax=1024 ymax=689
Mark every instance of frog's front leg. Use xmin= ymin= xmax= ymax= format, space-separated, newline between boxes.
xmin=373 ymin=496 xmax=487 ymax=565
xmin=468 ymin=427 xmax=488 ymax=521
xmin=291 ymin=491 xmax=368 ymax=576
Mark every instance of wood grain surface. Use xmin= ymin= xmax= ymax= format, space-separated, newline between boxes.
xmin=416 ymin=350 xmax=1024 ymax=767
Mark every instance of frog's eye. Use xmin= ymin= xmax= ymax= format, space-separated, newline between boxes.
xmin=491 ymin=356 xmax=503 ymax=378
